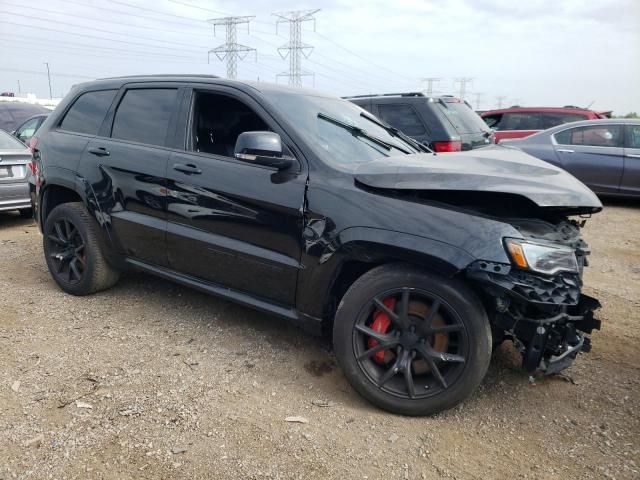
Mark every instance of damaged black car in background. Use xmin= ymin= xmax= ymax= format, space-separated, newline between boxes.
xmin=30 ymin=77 xmax=601 ymax=415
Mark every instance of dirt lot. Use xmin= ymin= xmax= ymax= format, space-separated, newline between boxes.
xmin=1 ymin=202 xmax=639 ymax=480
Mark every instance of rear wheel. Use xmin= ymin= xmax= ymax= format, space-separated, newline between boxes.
xmin=333 ymin=264 xmax=491 ymax=416
xmin=43 ymin=202 xmax=119 ymax=295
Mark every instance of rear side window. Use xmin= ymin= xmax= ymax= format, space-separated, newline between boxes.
xmin=60 ymin=90 xmax=117 ymax=135
xmin=626 ymin=125 xmax=640 ymax=148
xmin=111 ymin=89 xmax=177 ymax=147
xmin=482 ymin=114 xmax=502 ymax=129
xmin=554 ymin=125 xmax=623 ymax=147
xmin=539 ymin=112 xmax=587 ymax=129
xmin=499 ymin=112 xmax=542 ymax=131
xmin=377 ymin=104 xmax=426 ymax=136
xmin=435 ymin=101 xmax=488 ymax=134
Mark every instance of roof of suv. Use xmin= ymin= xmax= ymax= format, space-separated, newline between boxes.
xmin=344 ymin=93 xmax=465 ymax=102
xmin=481 ymin=106 xmax=604 ymax=116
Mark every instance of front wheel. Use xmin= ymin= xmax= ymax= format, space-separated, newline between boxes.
xmin=43 ymin=202 xmax=120 ymax=295
xmin=333 ymin=265 xmax=491 ymax=416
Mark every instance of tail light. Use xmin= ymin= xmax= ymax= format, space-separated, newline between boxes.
xmin=432 ymin=140 xmax=462 ymax=152
xmin=28 ymin=136 xmax=38 ymax=155
xmin=27 ymin=137 xmax=39 ymax=183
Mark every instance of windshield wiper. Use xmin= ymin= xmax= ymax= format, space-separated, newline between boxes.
xmin=318 ymin=113 xmax=410 ymax=154
xmin=359 ymin=112 xmax=433 ymax=154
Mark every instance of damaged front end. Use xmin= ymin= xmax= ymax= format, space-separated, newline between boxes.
xmin=467 ymin=218 xmax=601 ymax=375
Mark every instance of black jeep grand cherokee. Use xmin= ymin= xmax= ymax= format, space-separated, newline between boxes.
xmin=30 ymin=75 xmax=602 ymax=415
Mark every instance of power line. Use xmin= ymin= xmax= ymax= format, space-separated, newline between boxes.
xmin=421 ymin=78 xmax=440 ymax=95
xmin=274 ymin=9 xmax=320 ymax=87
xmin=454 ymin=77 xmax=474 ymax=100
xmin=208 ymin=16 xmax=256 ymax=80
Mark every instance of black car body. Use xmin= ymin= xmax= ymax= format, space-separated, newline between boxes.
xmin=30 ymin=76 xmax=602 ymax=415
xmin=346 ymin=93 xmax=494 ymax=152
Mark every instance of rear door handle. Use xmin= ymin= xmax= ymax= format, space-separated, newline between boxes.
xmin=173 ymin=163 xmax=202 ymax=175
xmin=557 ymin=148 xmax=574 ymax=153
xmin=88 ymin=147 xmax=110 ymax=157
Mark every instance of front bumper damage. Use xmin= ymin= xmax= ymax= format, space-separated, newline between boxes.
xmin=467 ymin=259 xmax=601 ymax=375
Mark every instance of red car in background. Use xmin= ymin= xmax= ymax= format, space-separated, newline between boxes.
xmin=481 ymin=107 xmax=610 ymax=143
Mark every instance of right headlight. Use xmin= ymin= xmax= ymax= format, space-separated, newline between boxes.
xmin=504 ymin=238 xmax=578 ymax=275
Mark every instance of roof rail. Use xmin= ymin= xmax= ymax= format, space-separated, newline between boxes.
xmin=342 ymin=92 xmax=426 ymax=99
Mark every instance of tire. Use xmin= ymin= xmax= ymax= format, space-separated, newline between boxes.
xmin=333 ymin=264 xmax=491 ymax=416
xmin=43 ymin=202 xmax=120 ymax=295
xmin=19 ymin=208 xmax=33 ymax=219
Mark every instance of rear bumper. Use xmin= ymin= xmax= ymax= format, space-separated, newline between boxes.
xmin=0 ymin=182 xmax=30 ymax=211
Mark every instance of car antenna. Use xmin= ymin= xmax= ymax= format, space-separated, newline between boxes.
xmin=585 ymin=100 xmax=595 ymax=109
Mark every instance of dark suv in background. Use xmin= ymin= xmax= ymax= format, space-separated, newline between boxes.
xmin=29 ymin=75 xmax=602 ymax=416
xmin=346 ymin=93 xmax=493 ymax=152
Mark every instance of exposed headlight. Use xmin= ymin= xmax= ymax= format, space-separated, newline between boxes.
xmin=504 ymin=238 xmax=578 ymax=275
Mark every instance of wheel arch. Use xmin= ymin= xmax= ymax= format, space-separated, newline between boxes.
xmin=297 ymin=226 xmax=476 ymax=332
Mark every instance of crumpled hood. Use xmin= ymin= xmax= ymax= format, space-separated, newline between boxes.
xmin=354 ymin=146 xmax=602 ymax=210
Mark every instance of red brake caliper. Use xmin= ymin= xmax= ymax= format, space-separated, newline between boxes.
xmin=368 ymin=297 xmax=396 ymax=364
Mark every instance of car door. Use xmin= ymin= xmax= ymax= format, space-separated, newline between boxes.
xmin=552 ymin=124 xmax=624 ymax=194
xmin=165 ymin=86 xmax=306 ymax=306
xmin=621 ymin=123 xmax=640 ymax=197
xmin=78 ymin=85 xmax=182 ymax=266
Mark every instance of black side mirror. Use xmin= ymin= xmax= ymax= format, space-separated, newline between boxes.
xmin=234 ymin=131 xmax=294 ymax=170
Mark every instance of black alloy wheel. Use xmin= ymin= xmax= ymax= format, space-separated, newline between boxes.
xmin=46 ymin=218 xmax=86 ymax=284
xmin=353 ymin=287 xmax=468 ymax=400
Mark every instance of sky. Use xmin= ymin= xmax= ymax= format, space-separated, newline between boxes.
xmin=1 ymin=0 xmax=638 ymax=114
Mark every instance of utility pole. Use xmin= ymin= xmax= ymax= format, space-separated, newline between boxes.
xmin=44 ymin=62 xmax=52 ymax=99
xmin=495 ymin=95 xmax=507 ymax=109
xmin=454 ymin=77 xmax=473 ymax=100
xmin=273 ymin=9 xmax=320 ymax=87
xmin=473 ymin=92 xmax=484 ymax=110
xmin=420 ymin=77 xmax=440 ymax=96
xmin=17 ymin=80 xmax=21 ymax=94
xmin=208 ymin=16 xmax=256 ymax=80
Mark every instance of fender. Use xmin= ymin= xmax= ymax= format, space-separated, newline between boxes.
xmin=295 ymin=226 xmax=476 ymax=320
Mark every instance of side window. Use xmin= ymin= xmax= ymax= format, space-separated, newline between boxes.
xmin=500 ymin=112 xmax=541 ymax=131
xmin=625 ymin=125 xmax=640 ymax=148
xmin=60 ymin=90 xmax=117 ymax=135
xmin=377 ymin=104 xmax=426 ymax=136
xmin=111 ymin=89 xmax=178 ymax=147
xmin=554 ymin=125 xmax=623 ymax=147
xmin=539 ymin=113 xmax=587 ymax=130
xmin=16 ymin=117 xmax=40 ymax=141
xmin=483 ymin=114 xmax=502 ymax=129
xmin=190 ymin=91 xmax=270 ymax=158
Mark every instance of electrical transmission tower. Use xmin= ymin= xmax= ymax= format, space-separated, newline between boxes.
xmin=474 ymin=92 xmax=484 ymax=110
xmin=495 ymin=95 xmax=507 ymax=109
xmin=454 ymin=77 xmax=473 ymax=100
xmin=421 ymin=77 xmax=440 ymax=96
xmin=208 ymin=16 xmax=256 ymax=80
xmin=273 ymin=9 xmax=320 ymax=87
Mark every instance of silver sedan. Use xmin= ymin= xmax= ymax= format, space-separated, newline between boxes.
xmin=0 ymin=129 xmax=33 ymax=217
xmin=503 ymin=118 xmax=640 ymax=199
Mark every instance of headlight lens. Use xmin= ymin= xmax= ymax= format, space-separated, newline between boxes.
xmin=505 ymin=238 xmax=578 ymax=275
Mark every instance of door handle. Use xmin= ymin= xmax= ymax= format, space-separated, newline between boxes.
xmin=627 ymin=153 xmax=640 ymax=158
xmin=88 ymin=147 xmax=110 ymax=157
xmin=173 ymin=163 xmax=202 ymax=175
xmin=556 ymin=148 xmax=574 ymax=153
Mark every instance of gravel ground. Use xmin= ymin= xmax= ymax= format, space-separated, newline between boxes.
xmin=1 ymin=202 xmax=639 ymax=480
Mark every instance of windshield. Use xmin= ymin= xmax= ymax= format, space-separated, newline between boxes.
xmin=262 ymin=91 xmax=420 ymax=169
xmin=0 ymin=129 xmax=28 ymax=150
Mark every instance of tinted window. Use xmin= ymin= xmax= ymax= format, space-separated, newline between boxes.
xmin=111 ymin=89 xmax=177 ymax=147
xmin=377 ymin=104 xmax=426 ymax=136
xmin=539 ymin=112 xmax=587 ymax=129
xmin=554 ymin=125 xmax=623 ymax=147
xmin=483 ymin=114 xmax=502 ymax=129
xmin=16 ymin=117 xmax=40 ymax=141
xmin=60 ymin=90 xmax=116 ymax=135
xmin=435 ymin=101 xmax=488 ymax=134
xmin=625 ymin=125 xmax=640 ymax=148
xmin=499 ymin=112 xmax=542 ymax=131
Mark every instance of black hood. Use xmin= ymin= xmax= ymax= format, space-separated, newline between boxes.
xmin=354 ymin=146 xmax=602 ymax=212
